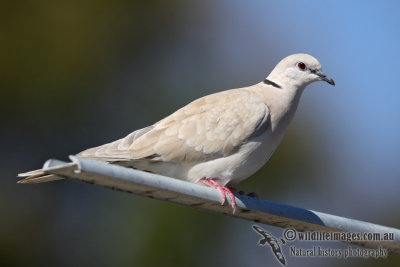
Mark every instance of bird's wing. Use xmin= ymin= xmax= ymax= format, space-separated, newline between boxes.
xmin=78 ymin=88 xmax=270 ymax=164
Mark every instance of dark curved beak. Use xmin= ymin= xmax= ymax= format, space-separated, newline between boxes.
xmin=315 ymin=71 xmax=335 ymax=86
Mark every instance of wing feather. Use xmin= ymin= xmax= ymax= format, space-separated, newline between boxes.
xmin=78 ymin=88 xmax=270 ymax=164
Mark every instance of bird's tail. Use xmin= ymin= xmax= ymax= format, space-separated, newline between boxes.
xmin=17 ymin=169 xmax=63 ymax=184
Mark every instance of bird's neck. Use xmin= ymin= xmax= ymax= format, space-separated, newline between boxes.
xmin=250 ymin=82 xmax=305 ymax=133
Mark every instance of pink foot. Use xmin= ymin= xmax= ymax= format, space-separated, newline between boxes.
xmin=200 ymin=178 xmax=237 ymax=213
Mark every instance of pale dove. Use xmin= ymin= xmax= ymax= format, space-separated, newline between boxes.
xmin=18 ymin=53 xmax=334 ymax=212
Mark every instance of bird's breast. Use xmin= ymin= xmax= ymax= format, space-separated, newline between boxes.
xmin=187 ymin=129 xmax=282 ymax=186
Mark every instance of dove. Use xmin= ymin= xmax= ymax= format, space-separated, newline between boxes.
xmin=18 ymin=53 xmax=334 ymax=213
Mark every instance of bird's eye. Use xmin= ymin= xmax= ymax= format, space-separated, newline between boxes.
xmin=297 ymin=62 xmax=307 ymax=71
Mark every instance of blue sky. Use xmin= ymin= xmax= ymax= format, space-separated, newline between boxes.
xmin=204 ymin=2 xmax=400 ymax=265
xmin=216 ymin=1 xmax=400 ymax=214
xmin=3 ymin=2 xmax=398 ymax=266
xmin=150 ymin=0 xmax=400 ymax=223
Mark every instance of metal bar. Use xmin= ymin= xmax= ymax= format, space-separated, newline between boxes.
xmin=42 ymin=156 xmax=400 ymax=254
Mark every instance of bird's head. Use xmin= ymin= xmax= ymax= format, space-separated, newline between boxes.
xmin=265 ymin=53 xmax=334 ymax=90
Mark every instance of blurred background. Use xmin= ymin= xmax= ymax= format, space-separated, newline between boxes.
xmin=1 ymin=1 xmax=400 ymax=266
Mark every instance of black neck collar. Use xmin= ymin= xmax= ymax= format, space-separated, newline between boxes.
xmin=263 ymin=78 xmax=282 ymax=89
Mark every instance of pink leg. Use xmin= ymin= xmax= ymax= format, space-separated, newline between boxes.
xmin=200 ymin=178 xmax=237 ymax=213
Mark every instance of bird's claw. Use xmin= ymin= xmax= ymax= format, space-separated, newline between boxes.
xmin=200 ymin=178 xmax=236 ymax=213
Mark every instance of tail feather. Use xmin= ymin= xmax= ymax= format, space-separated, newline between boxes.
xmin=17 ymin=157 xmax=125 ymax=184
xmin=17 ymin=169 xmax=63 ymax=184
